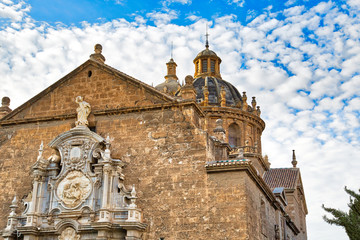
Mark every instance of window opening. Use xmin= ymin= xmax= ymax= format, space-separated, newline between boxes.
xmin=211 ymin=60 xmax=215 ymax=73
xmin=202 ymin=59 xmax=207 ymax=73
xmin=228 ymin=123 xmax=241 ymax=147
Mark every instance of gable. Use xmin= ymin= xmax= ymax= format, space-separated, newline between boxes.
xmin=2 ymin=60 xmax=174 ymax=122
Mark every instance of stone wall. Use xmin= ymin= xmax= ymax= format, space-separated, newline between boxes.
xmin=0 ymin=105 xmax=282 ymax=240
xmin=0 ymin=59 xmax=305 ymax=239
xmin=0 ymin=104 xmax=210 ymax=239
xmin=5 ymin=61 xmax=172 ymax=122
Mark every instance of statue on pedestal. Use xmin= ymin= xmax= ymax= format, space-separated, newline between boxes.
xmin=75 ymin=96 xmax=91 ymax=126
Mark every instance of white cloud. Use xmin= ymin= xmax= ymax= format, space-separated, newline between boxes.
xmin=346 ymin=0 xmax=360 ymax=8
xmin=186 ymin=14 xmax=200 ymax=22
xmin=285 ymin=0 xmax=297 ymax=7
xmin=227 ymin=0 xmax=245 ymax=8
xmin=146 ymin=10 xmax=178 ymax=26
xmin=0 ymin=0 xmax=30 ymax=22
xmin=162 ymin=0 xmax=192 ymax=6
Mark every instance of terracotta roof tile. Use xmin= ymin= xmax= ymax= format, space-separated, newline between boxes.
xmin=263 ymin=168 xmax=299 ymax=189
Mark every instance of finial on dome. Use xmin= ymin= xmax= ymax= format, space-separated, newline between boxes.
xmin=251 ymin=97 xmax=257 ymax=109
xmin=242 ymin=92 xmax=248 ymax=111
xmin=90 ymin=44 xmax=106 ymax=63
xmin=205 ymin=24 xmax=209 ymax=49
xmin=292 ymin=150 xmax=298 ymax=168
xmin=256 ymin=106 xmax=261 ymax=116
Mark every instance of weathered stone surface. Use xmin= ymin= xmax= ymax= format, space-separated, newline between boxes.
xmin=0 ymin=51 xmax=307 ymax=240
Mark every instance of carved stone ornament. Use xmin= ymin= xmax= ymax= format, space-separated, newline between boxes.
xmin=56 ymin=170 xmax=92 ymax=208
xmin=60 ymin=140 xmax=92 ymax=170
xmin=58 ymin=227 xmax=80 ymax=240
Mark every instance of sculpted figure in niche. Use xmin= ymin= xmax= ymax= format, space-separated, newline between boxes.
xmin=75 ymin=96 xmax=91 ymax=126
xmin=58 ymin=227 xmax=80 ymax=240
xmin=48 ymin=149 xmax=61 ymax=163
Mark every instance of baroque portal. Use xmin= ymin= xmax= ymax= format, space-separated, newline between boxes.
xmin=2 ymin=97 xmax=146 ymax=240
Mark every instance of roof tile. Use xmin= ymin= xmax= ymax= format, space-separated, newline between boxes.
xmin=263 ymin=168 xmax=299 ymax=189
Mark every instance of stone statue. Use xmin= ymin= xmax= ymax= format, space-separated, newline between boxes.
xmin=48 ymin=150 xmax=61 ymax=164
xmin=75 ymin=96 xmax=91 ymax=126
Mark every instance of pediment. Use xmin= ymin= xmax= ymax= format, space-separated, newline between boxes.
xmin=1 ymin=59 xmax=175 ymax=123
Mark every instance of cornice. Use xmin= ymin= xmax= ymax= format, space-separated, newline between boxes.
xmin=201 ymin=106 xmax=265 ymax=130
xmin=0 ymin=102 xmax=204 ymax=127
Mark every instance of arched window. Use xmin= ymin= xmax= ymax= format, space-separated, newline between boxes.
xmin=228 ymin=123 xmax=241 ymax=147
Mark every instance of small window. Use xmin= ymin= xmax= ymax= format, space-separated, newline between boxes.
xmin=211 ymin=60 xmax=215 ymax=73
xmin=202 ymin=59 xmax=207 ymax=73
xmin=228 ymin=123 xmax=241 ymax=147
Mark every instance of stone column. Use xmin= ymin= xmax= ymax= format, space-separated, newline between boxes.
xmin=98 ymin=164 xmax=111 ymax=222
xmin=26 ymin=175 xmax=41 ymax=226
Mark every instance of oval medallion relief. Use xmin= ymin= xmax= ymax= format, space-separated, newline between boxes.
xmin=58 ymin=227 xmax=80 ymax=240
xmin=56 ymin=170 xmax=92 ymax=208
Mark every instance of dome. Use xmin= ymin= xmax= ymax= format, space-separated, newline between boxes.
xmin=193 ymin=47 xmax=222 ymax=64
xmin=194 ymin=48 xmax=218 ymax=59
xmin=155 ymin=58 xmax=180 ymax=96
xmin=155 ymin=79 xmax=180 ymax=95
xmin=193 ymin=76 xmax=242 ymax=106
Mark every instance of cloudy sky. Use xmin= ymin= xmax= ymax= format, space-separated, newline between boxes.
xmin=1 ymin=0 xmax=360 ymax=239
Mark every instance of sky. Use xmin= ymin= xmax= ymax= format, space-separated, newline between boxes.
xmin=0 ymin=0 xmax=360 ymax=239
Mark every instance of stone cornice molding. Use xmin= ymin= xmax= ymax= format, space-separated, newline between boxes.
xmin=0 ymin=102 xmax=205 ymax=126
xmin=202 ymin=106 xmax=265 ymax=130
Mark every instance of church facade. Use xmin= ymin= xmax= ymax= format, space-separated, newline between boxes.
xmin=0 ymin=43 xmax=307 ymax=240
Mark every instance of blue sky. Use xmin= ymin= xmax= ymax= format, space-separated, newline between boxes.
xmin=0 ymin=0 xmax=360 ymax=239
xmin=19 ymin=0 xmax=327 ymax=26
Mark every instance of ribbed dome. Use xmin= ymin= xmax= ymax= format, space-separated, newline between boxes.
xmin=193 ymin=76 xmax=242 ymax=106
xmin=193 ymin=47 xmax=222 ymax=63
xmin=195 ymin=48 xmax=217 ymax=58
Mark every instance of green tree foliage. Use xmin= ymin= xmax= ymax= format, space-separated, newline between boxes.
xmin=322 ymin=187 xmax=360 ymax=240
